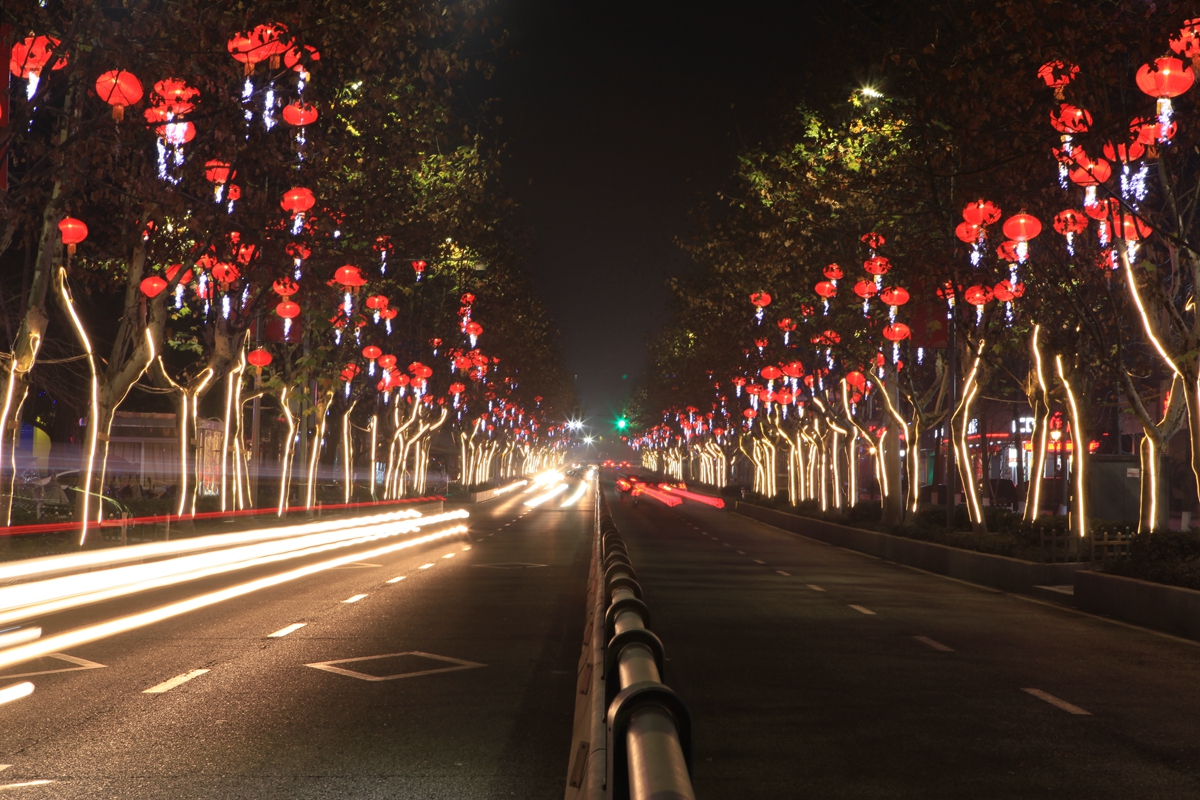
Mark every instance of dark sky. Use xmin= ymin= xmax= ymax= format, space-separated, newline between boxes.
xmin=489 ymin=1 xmax=832 ymax=425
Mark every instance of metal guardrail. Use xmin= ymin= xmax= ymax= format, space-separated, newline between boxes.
xmin=567 ymin=484 xmax=694 ymax=800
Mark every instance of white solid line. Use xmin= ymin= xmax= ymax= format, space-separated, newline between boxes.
xmin=807 ymin=584 xmax=825 ymax=592
xmin=0 ymin=682 xmax=33 ymax=706
xmin=442 ymin=553 xmax=456 ymax=559
xmin=775 ymin=570 xmax=791 ymax=577
xmin=0 ymin=781 xmax=55 ymax=790
xmin=753 ymin=559 xmax=765 ymax=565
xmin=342 ymin=594 xmax=367 ymax=604
xmin=849 ymin=604 xmax=876 ymax=615
xmin=386 ymin=576 xmax=406 ymax=584
xmin=143 ymin=668 xmax=209 ymax=694
xmin=914 ymin=636 xmax=953 ymax=652
xmin=1022 ymin=688 xmax=1091 ymax=715
xmin=267 ymin=623 xmax=306 ymax=638
xmin=418 ymin=563 xmax=435 ymax=570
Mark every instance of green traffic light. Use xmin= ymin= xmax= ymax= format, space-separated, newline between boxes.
xmin=616 ymin=417 xmax=628 ymax=430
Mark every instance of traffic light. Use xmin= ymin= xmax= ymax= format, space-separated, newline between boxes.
xmin=616 ymin=416 xmax=628 ymax=431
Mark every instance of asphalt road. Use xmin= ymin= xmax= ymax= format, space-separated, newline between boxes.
xmin=0 ymin=481 xmax=593 ymax=798
xmin=608 ymin=484 xmax=1200 ymax=799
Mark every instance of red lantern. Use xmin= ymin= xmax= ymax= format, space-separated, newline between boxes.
xmin=781 ymin=361 xmax=805 ymax=378
xmin=166 ymin=264 xmax=193 ymax=284
xmin=955 ymin=222 xmax=981 ymax=243
xmin=9 ymin=36 xmax=68 ymax=81
xmin=882 ymin=323 xmax=911 ymax=342
xmin=1054 ymin=209 xmax=1089 ymax=235
xmin=247 ymin=349 xmax=273 ymax=368
xmin=211 ymin=262 xmax=239 ymax=284
xmin=861 ymin=231 xmax=886 ymax=249
xmin=845 ymin=371 xmax=868 ymax=391
xmin=1002 ymin=213 xmax=1042 ymax=242
xmin=461 ymin=293 xmax=476 ymax=305
xmin=853 ymin=280 xmax=878 ymax=299
xmin=1038 ymin=61 xmax=1079 ymax=92
xmin=58 ymin=217 xmax=88 ymax=255
xmin=449 ymin=382 xmax=467 ymax=395
xmin=272 ymin=278 xmax=299 ymax=297
xmin=365 ymin=294 xmax=389 ymax=310
xmin=284 ymin=44 xmax=321 ymax=73
xmin=760 ymin=365 xmax=782 ymax=381
xmin=749 ymin=291 xmax=772 ymax=308
xmin=409 ymin=362 xmax=434 ymax=379
xmin=1050 ymin=104 xmax=1092 ymax=134
xmin=815 ymin=281 xmax=837 ymax=299
xmin=334 ymin=265 xmax=365 ymax=287
xmin=812 ymin=330 xmax=841 ymax=345
xmin=465 ymin=321 xmax=484 ymax=337
xmin=775 ymin=390 xmax=794 ymax=405
xmin=964 ymin=285 xmax=993 ymax=306
xmin=1136 ymin=57 xmax=1195 ymax=101
xmin=362 ymin=345 xmax=382 ymax=360
xmin=962 ymin=200 xmax=1002 ymax=226
xmin=823 ymin=263 xmax=844 ymax=280
xmin=276 ymin=301 xmax=301 ymax=319
xmin=880 ymin=286 xmax=909 ymax=306
xmin=380 ymin=308 xmax=398 ymax=322
xmin=341 ymin=363 xmax=361 ymax=382
xmin=996 ymin=241 xmax=1020 ymax=262
xmin=282 ymin=102 xmax=318 ymax=126
xmin=1069 ymin=156 xmax=1112 ymax=186
xmin=863 ymin=256 xmax=891 ymax=276
xmin=1083 ymin=197 xmax=1120 ymax=221
xmin=139 ymin=276 xmax=168 ymax=298
xmin=1114 ymin=214 xmax=1153 ymax=241
xmin=152 ymin=78 xmax=199 ymax=114
xmin=280 ymin=187 xmax=315 ymax=214
xmin=1131 ymin=116 xmax=1176 ymax=146
xmin=412 ymin=260 xmax=427 ymax=278
xmin=777 ymin=317 xmax=796 ymax=332
xmin=95 ymin=70 xmax=143 ymax=121
xmin=1102 ymin=140 xmax=1145 ymax=163
xmin=743 ymin=408 xmax=757 ymax=419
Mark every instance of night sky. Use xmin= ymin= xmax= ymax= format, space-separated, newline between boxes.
xmin=490 ymin=0 xmax=835 ymax=425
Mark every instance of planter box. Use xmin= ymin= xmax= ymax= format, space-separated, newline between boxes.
xmin=734 ymin=501 xmax=1089 ymax=594
xmin=1075 ymin=570 xmax=1200 ymax=640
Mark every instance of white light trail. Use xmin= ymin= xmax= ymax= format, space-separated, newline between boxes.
xmin=0 ymin=524 xmax=468 ymax=673
xmin=525 ymin=482 xmax=568 ymax=507
xmin=0 ymin=681 xmax=33 ymax=706
xmin=560 ymin=482 xmax=588 ymax=507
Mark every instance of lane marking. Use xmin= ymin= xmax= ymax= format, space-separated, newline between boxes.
xmin=144 ymin=668 xmax=209 ymax=694
xmin=849 ymin=605 xmax=876 ymax=615
xmin=418 ymin=563 xmax=435 ymax=570
xmin=914 ymin=636 xmax=953 ymax=652
xmin=342 ymin=594 xmax=367 ymax=604
xmin=752 ymin=559 xmax=765 ymax=565
xmin=267 ymin=623 xmax=306 ymax=638
xmin=775 ymin=570 xmax=791 ymax=577
xmin=0 ymin=653 xmax=106 ymax=680
xmin=0 ymin=767 xmax=8 ymax=773
xmin=461 ymin=545 xmax=472 ymax=551
xmin=1022 ymin=688 xmax=1091 ymax=715
xmin=736 ymin=550 xmax=746 ymax=555
xmin=307 ymin=651 xmax=485 ymax=682
xmin=386 ymin=576 xmax=406 ymax=584
xmin=0 ymin=781 xmax=55 ymax=791
xmin=442 ymin=553 xmax=456 ymax=559
xmin=722 ymin=543 xmax=731 ymax=547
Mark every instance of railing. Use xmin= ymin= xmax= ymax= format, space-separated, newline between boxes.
xmin=567 ymin=485 xmax=694 ymax=800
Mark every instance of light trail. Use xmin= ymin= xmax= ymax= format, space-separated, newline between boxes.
xmin=0 ymin=682 xmax=33 ymax=706
xmin=560 ymin=481 xmax=588 ymax=507
xmin=631 ymin=484 xmax=682 ymax=507
xmin=658 ymin=484 xmax=725 ymax=508
xmin=525 ymin=482 xmax=568 ymax=507
xmin=0 ymin=524 xmax=469 ymax=673
xmin=0 ymin=510 xmax=467 ymax=627
xmin=0 ymin=508 xmax=425 ymax=584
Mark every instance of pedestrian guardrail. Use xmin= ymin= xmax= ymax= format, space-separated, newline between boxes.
xmin=566 ymin=485 xmax=694 ymax=800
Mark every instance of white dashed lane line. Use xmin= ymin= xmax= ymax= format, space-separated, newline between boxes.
xmin=849 ymin=604 xmax=876 ymax=616
xmin=752 ymin=559 xmax=765 ymax=565
xmin=914 ymin=636 xmax=953 ymax=652
xmin=342 ymin=594 xmax=367 ymax=604
xmin=775 ymin=570 xmax=791 ymax=577
xmin=443 ymin=553 xmax=456 ymax=559
xmin=807 ymin=584 xmax=825 ymax=592
xmin=0 ymin=780 xmax=55 ymax=790
xmin=418 ymin=563 xmax=435 ymax=570
xmin=144 ymin=669 xmax=209 ymax=694
xmin=267 ymin=623 xmax=306 ymax=638
xmin=1022 ymin=688 xmax=1091 ymax=715
xmin=386 ymin=576 xmax=406 ymax=584
xmin=736 ymin=550 xmax=746 ymax=555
